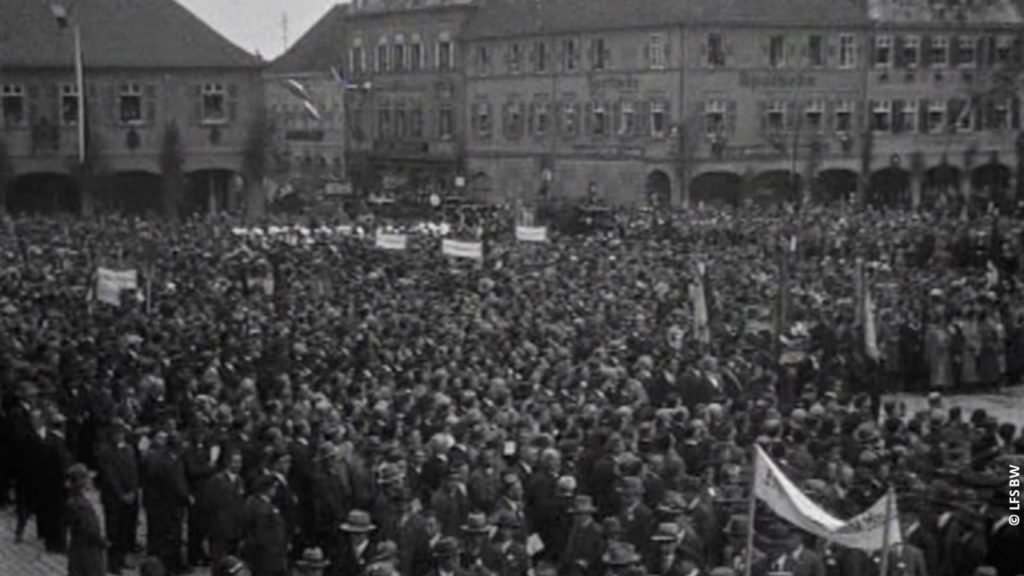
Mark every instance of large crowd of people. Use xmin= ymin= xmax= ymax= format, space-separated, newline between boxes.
xmin=0 ymin=203 xmax=1022 ymax=576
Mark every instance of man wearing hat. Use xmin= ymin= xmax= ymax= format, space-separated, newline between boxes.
xmin=757 ymin=526 xmax=823 ymax=576
xmin=66 ymin=463 xmax=107 ymax=576
xmin=601 ymin=542 xmax=642 ymax=576
xmin=240 ymin=475 xmax=288 ymax=576
xmin=205 ymin=450 xmax=247 ymax=565
xmin=142 ymin=430 xmax=190 ymax=574
xmin=338 ymin=509 xmax=377 ymax=576
xmin=293 ymin=547 xmax=330 ymax=576
xmin=616 ymin=476 xmax=656 ymax=556
xmin=561 ymin=495 xmax=604 ymax=576
xmin=425 ymin=537 xmax=466 ymax=576
xmin=483 ymin=510 xmax=530 ymax=576
xmin=38 ymin=411 xmax=71 ymax=553
xmin=458 ymin=512 xmax=497 ymax=575
xmin=646 ymin=522 xmax=702 ymax=576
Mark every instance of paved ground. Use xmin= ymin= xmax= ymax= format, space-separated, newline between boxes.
xmin=0 ymin=493 xmax=211 ymax=576
xmin=886 ymin=384 xmax=1024 ymax=424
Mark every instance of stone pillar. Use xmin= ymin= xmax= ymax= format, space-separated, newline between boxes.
xmin=911 ymin=171 xmax=922 ymax=211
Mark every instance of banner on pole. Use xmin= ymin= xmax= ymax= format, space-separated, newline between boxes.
xmin=442 ymin=239 xmax=484 ymax=260
xmin=96 ymin=268 xmax=138 ymax=306
xmin=515 ymin=226 xmax=548 ymax=243
xmin=752 ymin=445 xmax=901 ymax=551
xmin=375 ymin=233 xmax=409 ymax=251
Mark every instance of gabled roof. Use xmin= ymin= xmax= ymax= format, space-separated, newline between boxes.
xmin=465 ymin=0 xmax=869 ymax=40
xmin=269 ymin=4 xmax=350 ymax=75
xmin=0 ymin=0 xmax=261 ymax=69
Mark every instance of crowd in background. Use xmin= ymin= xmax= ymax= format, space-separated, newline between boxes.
xmin=0 ymin=204 xmax=1022 ymax=576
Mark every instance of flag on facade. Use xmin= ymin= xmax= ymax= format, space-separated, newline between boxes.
xmin=330 ymin=66 xmax=358 ymax=90
xmin=282 ymin=78 xmax=321 ymax=120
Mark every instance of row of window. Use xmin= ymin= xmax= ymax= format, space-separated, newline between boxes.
xmin=869 ymin=98 xmax=1019 ymax=134
xmin=0 ymin=83 xmax=232 ymax=128
xmin=471 ymin=99 xmax=671 ymax=140
xmin=368 ymin=104 xmax=455 ymax=142
xmin=705 ymin=33 xmax=858 ymax=69
xmin=350 ymin=34 xmax=455 ymax=75
xmin=872 ymin=34 xmax=1017 ymax=69
xmin=475 ymin=34 xmax=669 ymax=75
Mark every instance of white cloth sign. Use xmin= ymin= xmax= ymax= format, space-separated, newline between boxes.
xmin=515 ymin=226 xmax=548 ymax=243
xmin=753 ymin=445 xmax=901 ymax=551
xmin=96 ymin=268 xmax=138 ymax=306
xmin=375 ymin=233 xmax=409 ymax=251
xmin=442 ymin=240 xmax=483 ymax=260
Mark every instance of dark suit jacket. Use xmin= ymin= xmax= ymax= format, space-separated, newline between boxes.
xmin=241 ymin=495 xmax=288 ymax=575
xmin=482 ymin=539 xmax=530 ymax=576
xmin=986 ymin=516 xmax=1023 ymax=576
xmin=888 ymin=543 xmax=929 ymax=576
xmin=617 ymin=502 xmax=656 ymax=556
xmin=431 ymin=485 xmax=470 ymax=537
xmin=337 ymin=534 xmax=375 ymax=576
xmin=203 ymin=471 xmax=246 ymax=542
xmin=905 ymin=522 xmax=940 ymax=576
xmin=561 ymin=521 xmax=604 ymax=576
xmin=96 ymin=442 xmax=139 ymax=506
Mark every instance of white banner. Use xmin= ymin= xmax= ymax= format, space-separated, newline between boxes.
xmin=753 ymin=445 xmax=901 ymax=551
xmin=96 ymin=268 xmax=138 ymax=306
xmin=375 ymin=233 xmax=409 ymax=251
xmin=515 ymin=226 xmax=548 ymax=243
xmin=829 ymin=490 xmax=902 ymax=551
xmin=442 ymin=239 xmax=484 ymax=260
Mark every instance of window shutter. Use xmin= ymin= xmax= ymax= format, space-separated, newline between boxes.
xmin=921 ymin=35 xmax=932 ymax=68
xmin=145 ymin=85 xmax=157 ymax=125
xmin=638 ymin=100 xmax=650 ymax=135
xmin=759 ymin=101 xmax=768 ymax=135
xmin=583 ymin=101 xmax=593 ymax=136
xmin=664 ymin=35 xmax=672 ymax=63
xmin=919 ymin=99 xmax=929 ymax=133
xmin=1012 ymin=95 xmax=1021 ymax=129
xmin=191 ymin=85 xmax=202 ymax=125
xmin=527 ymin=102 xmax=536 ymax=136
xmin=893 ymin=100 xmax=904 ymax=133
xmin=827 ymin=37 xmax=838 ymax=66
xmin=726 ymin=100 xmax=737 ymax=137
xmin=110 ymin=84 xmax=121 ymax=125
xmin=949 ymin=99 xmax=963 ymax=131
xmin=785 ymin=101 xmax=796 ymax=131
xmin=517 ymin=102 xmax=526 ymax=138
xmin=227 ymin=84 xmax=239 ymax=123
xmin=46 ymin=83 xmax=60 ymax=124
xmin=604 ymin=43 xmax=613 ymax=69
xmin=825 ymin=100 xmax=836 ymax=131
xmin=981 ymin=96 xmax=992 ymax=131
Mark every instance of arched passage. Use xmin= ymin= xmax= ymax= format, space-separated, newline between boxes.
xmin=646 ymin=170 xmax=672 ymax=208
xmin=751 ymin=170 xmax=801 ymax=207
xmin=6 ymin=173 xmax=81 ymax=215
xmin=868 ymin=167 xmax=911 ymax=209
xmin=98 ymin=171 xmax=163 ymax=217
xmin=814 ymin=169 xmax=859 ymax=205
xmin=689 ymin=171 xmax=742 ymax=208
xmin=922 ymin=164 xmax=961 ymax=210
xmin=185 ymin=169 xmax=237 ymax=217
xmin=972 ymin=163 xmax=1011 ymax=211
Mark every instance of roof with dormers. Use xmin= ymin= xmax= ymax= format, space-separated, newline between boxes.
xmin=0 ymin=0 xmax=261 ymax=69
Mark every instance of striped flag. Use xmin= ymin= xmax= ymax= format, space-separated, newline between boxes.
xmin=330 ymin=66 xmax=357 ymax=90
xmin=281 ymin=78 xmax=321 ymax=120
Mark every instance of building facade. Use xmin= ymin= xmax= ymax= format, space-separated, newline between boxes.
xmin=463 ymin=0 xmax=690 ymax=206
xmin=340 ymin=0 xmax=477 ymax=198
xmin=863 ymin=0 xmax=1023 ymax=211
xmin=456 ymin=0 xmax=1024 ymax=208
xmin=0 ymin=0 xmax=262 ymax=216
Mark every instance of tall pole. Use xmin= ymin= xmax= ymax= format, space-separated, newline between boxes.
xmin=743 ymin=451 xmax=758 ymax=576
xmin=878 ymin=486 xmax=895 ymax=576
xmin=74 ymin=23 xmax=86 ymax=163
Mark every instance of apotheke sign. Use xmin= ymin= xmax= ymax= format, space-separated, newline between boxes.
xmin=739 ymin=71 xmax=817 ymax=90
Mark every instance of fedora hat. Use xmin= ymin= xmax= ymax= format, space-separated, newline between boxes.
xmin=294 ymin=547 xmax=330 ymax=569
xmin=601 ymin=542 xmax=641 ymax=566
xmin=656 ymin=491 xmax=688 ymax=516
xmin=432 ymin=537 xmax=459 ymax=558
xmin=370 ymin=541 xmax=399 ymax=564
xmin=66 ymin=463 xmax=96 ymax=489
xmin=461 ymin=512 xmax=491 ymax=534
xmin=650 ymin=522 xmax=682 ymax=543
xmin=340 ymin=510 xmax=376 ymax=533
xmin=569 ymin=495 xmax=597 ymax=515
xmin=617 ymin=476 xmax=644 ymax=495
xmin=377 ymin=463 xmax=406 ymax=485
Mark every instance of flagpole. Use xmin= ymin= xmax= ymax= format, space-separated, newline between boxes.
xmin=878 ymin=486 xmax=894 ymax=576
xmin=74 ymin=23 xmax=86 ymax=164
xmin=744 ymin=448 xmax=758 ymax=576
